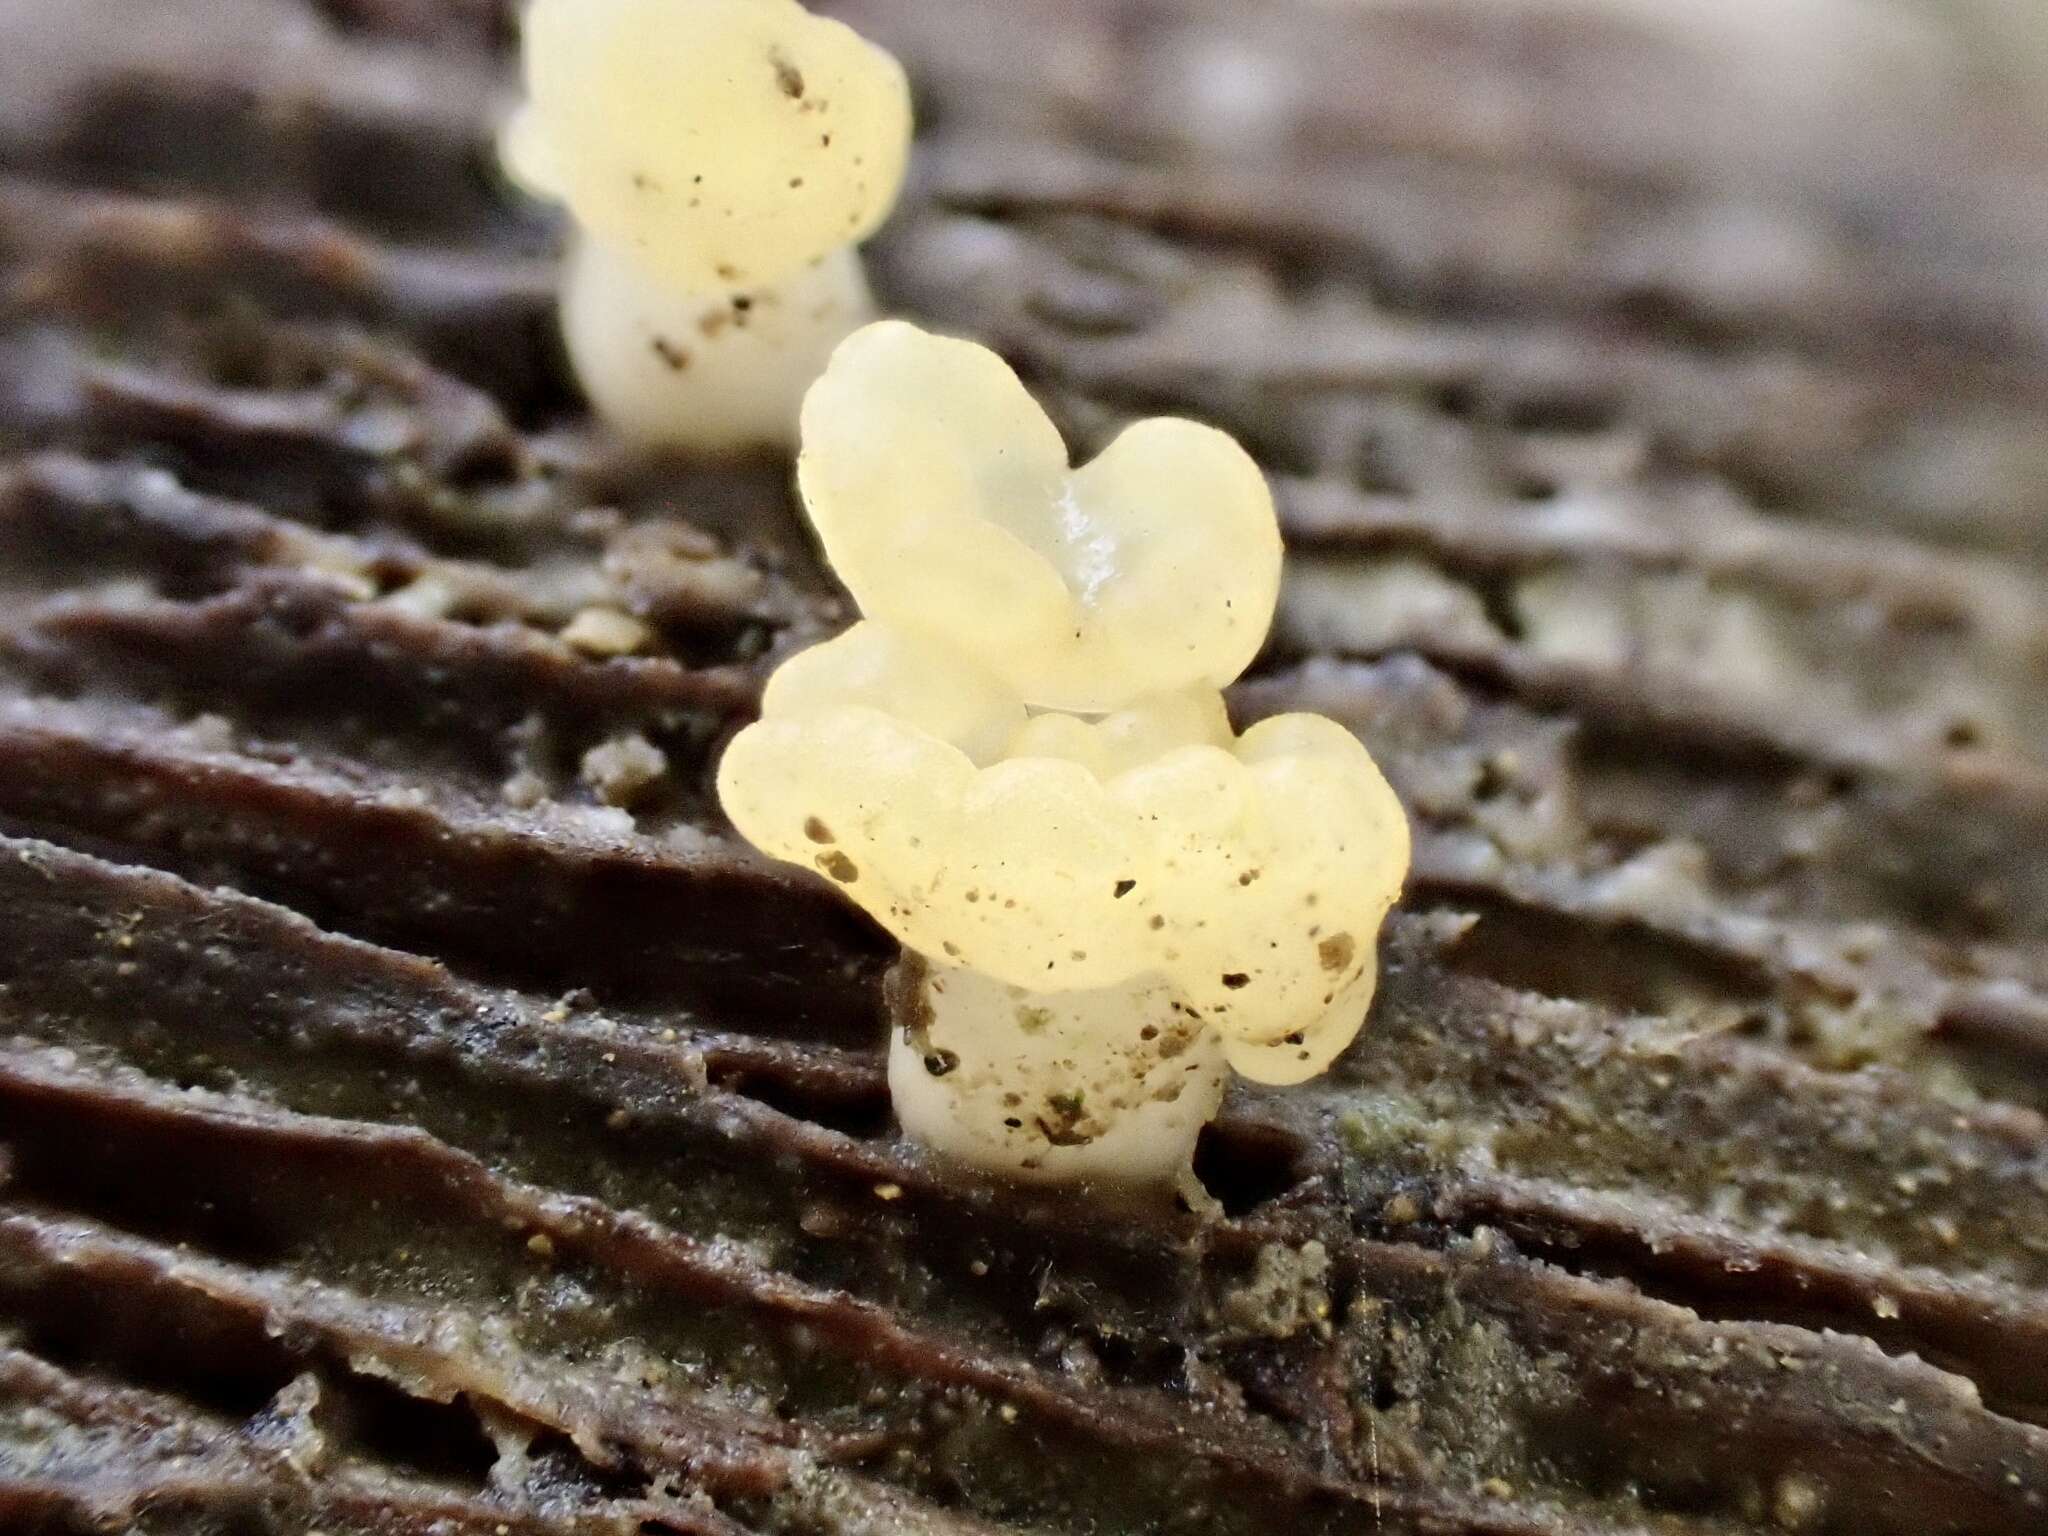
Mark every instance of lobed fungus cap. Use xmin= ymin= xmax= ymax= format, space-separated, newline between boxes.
xmin=718 ymin=621 xmax=1411 ymax=1084
xmin=797 ymin=322 xmax=1284 ymax=715
xmin=508 ymin=0 xmax=912 ymax=292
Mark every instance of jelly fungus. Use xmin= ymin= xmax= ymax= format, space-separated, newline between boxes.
xmin=506 ymin=0 xmax=912 ymax=451
xmin=718 ymin=322 xmax=1410 ymax=1189
xmin=798 ymin=322 xmax=1283 ymax=714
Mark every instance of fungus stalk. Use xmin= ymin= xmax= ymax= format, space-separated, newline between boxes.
xmin=504 ymin=0 xmax=911 ymax=452
xmin=719 ymin=323 xmax=1410 ymax=1189
xmin=888 ymin=960 xmax=1230 ymax=1189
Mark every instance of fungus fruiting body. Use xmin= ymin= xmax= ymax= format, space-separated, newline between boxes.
xmin=559 ymin=237 xmax=873 ymax=452
xmin=507 ymin=0 xmax=911 ymax=451
xmin=719 ymin=322 xmax=1410 ymax=1188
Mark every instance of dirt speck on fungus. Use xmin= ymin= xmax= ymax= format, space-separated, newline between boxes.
xmin=1037 ymin=1091 xmax=1091 ymax=1146
xmin=771 ymin=49 xmax=805 ymax=98
xmin=803 ymin=816 xmax=835 ymax=844
xmin=817 ymin=850 xmax=859 ymax=883
xmin=1319 ymin=933 xmax=1356 ymax=973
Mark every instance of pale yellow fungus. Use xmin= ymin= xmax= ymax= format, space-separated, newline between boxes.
xmin=799 ymin=322 xmax=1283 ymax=714
xmin=722 ymin=641 xmax=1406 ymax=1080
xmin=507 ymin=0 xmax=912 ymax=450
xmin=888 ymin=963 xmax=1229 ymax=1186
xmin=718 ymin=322 xmax=1410 ymax=1188
xmin=560 ymin=239 xmax=873 ymax=455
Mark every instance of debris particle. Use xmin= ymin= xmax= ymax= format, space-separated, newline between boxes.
xmin=560 ymin=607 xmax=652 ymax=657
xmin=580 ymin=732 xmax=670 ymax=808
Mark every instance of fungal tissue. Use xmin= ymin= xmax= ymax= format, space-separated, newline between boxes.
xmin=720 ymin=322 xmax=1411 ymax=1189
xmin=505 ymin=0 xmax=911 ymax=451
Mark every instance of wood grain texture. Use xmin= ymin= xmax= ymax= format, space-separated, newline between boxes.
xmin=0 ymin=1 xmax=2045 ymax=1531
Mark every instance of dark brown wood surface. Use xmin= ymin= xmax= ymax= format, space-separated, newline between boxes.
xmin=1 ymin=1 xmax=2045 ymax=1531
